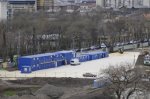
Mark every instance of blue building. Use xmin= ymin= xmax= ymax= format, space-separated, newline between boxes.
xmin=18 ymin=50 xmax=75 ymax=73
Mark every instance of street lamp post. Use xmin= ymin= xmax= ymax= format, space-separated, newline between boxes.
xmin=17 ymin=31 xmax=21 ymax=55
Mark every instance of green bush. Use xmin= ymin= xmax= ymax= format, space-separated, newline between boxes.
xmin=4 ymin=90 xmax=16 ymax=96
xmin=144 ymin=51 xmax=149 ymax=55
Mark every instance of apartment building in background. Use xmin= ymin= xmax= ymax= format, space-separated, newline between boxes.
xmin=7 ymin=0 xmax=37 ymax=18
xmin=37 ymin=0 xmax=54 ymax=10
xmin=96 ymin=0 xmax=150 ymax=8
xmin=0 ymin=0 xmax=7 ymax=20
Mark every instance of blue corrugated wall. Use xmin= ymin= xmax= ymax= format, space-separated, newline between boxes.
xmin=18 ymin=51 xmax=109 ymax=73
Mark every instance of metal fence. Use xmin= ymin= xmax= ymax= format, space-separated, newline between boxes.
xmin=0 ymin=71 xmax=99 ymax=80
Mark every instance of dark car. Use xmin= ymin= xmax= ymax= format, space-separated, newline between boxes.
xmin=81 ymin=48 xmax=89 ymax=52
xmin=83 ymin=73 xmax=97 ymax=77
xmin=95 ymin=45 xmax=101 ymax=49
xmin=75 ymin=49 xmax=81 ymax=52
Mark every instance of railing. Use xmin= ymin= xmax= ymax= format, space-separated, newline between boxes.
xmin=113 ymin=42 xmax=149 ymax=52
xmin=0 ymin=71 xmax=99 ymax=79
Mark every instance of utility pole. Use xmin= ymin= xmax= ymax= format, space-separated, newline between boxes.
xmin=123 ymin=0 xmax=125 ymax=6
xmin=149 ymin=0 xmax=150 ymax=8
xmin=115 ymin=0 xmax=117 ymax=8
xmin=141 ymin=0 xmax=143 ymax=6
xmin=129 ymin=0 xmax=131 ymax=7
xmin=109 ymin=0 xmax=111 ymax=6
xmin=103 ymin=0 xmax=106 ymax=7
xmin=17 ymin=32 xmax=21 ymax=55
xmin=132 ymin=0 xmax=135 ymax=8
xmin=118 ymin=0 xmax=122 ymax=7
xmin=52 ymin=0 xmax=54 ymax=13
xmin=73 ymin=37 xmax=75 ymax=50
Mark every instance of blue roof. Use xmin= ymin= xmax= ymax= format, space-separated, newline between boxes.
xmin=20 ymin=50 xmax=74 ymax=58
xmin=56 ymin=50 xmax=74 ymax=53
xmin=8 ymin=0 xmax=35 ymax=1
xmin=21 ymin=55 xmax=38 ymax=58
xmin=20 ymin=53 xmax=54 ymax=58
xmin=82 ymin=0 xmax=96 ymax=3
xmin=8 ymin=0 xmax=35 ymax=4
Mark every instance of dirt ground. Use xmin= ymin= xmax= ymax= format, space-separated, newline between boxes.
xmin=8 ymin=78 xmax=94 ymax=99
xmin=0 ymin=77 xmax=115 ymax=99
xmin=0 ymin=78 xmax=91 ymax=99
xmin=135 ymin=54 xmax=144 ymax=66
xmin=9 ymin=77 xmax=93 ymax=87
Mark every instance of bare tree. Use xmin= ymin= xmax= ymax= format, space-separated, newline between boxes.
xmin=101 ymin=63 xmax=142 ymax=99
xmin=0 ymin=8 xmax=149 ymax=58
xmin=0 ymin=21 xmax=7 ymax=61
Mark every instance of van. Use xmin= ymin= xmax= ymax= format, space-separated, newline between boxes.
xmin=70 ymin=58 xmax=80 ymax=65
xmin=144 ymin=54 xmax=150 ymax=66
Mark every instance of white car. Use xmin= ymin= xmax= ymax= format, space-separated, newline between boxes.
xmin=101 ymin=43 xmax=106 ymax=48
xmin=116 ymin=42 xmax=121 ymax=46
xmin=90 ymin=46 xmax=96 ymax=50
xmin=70 ymin=58 xmax=80 ymax=66
xmin=129 ymin=40 xmax=134 ymax=44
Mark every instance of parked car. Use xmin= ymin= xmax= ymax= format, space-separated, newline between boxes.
xmin=95 ymin=45 xmax=101 ymax=49
xmin=70 ymin=58 xmax=80 ymax=66
xmin=83 ymin=73 xmax=97 ymax=77
xmin=121 ymin=42 xmax=125 ymax=46
xmin=144 ymin=54 xmax=150 ymax=66
xmin=90 ymin=46 xmax=96 ymax=50
xmin=75 ymin=49 xmax=81 ymax=52
xmin=129 ymin=40 xmax=134 ymax=44
xmin=101 ymin=43 xmax=106 ymax=48
xmin=124 ymin=42 xmax=129 ymax=45
xmin=118 ymin=48 xmax=124 ymax=54
xmin=116 ymin=43 xmax=122 ymax=46
xmin=81 ymin=48 xmax=90 ymax=52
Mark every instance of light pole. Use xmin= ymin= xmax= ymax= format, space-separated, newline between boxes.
xmin=73 ymin=37 xmax=75 ymax=50
xmin=72 ymin=33 xmax=75 ymax=50
xmin=17 ymin=31 xmax=21 ymax=55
